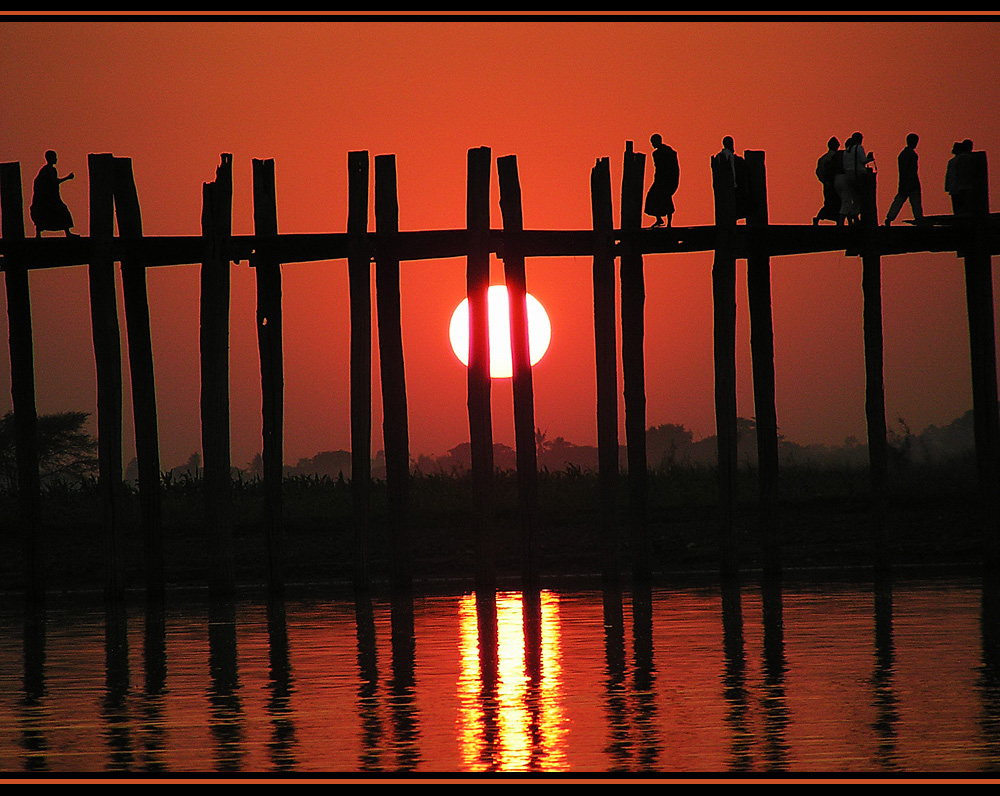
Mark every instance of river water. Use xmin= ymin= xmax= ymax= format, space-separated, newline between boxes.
xmin=2 ymin=575 xmax=999 ymax=775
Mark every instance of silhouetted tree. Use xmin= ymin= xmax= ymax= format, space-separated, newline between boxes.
xmin=0 ymin=410 xmax=97 ymax=490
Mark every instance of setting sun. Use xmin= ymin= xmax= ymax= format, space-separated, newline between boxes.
xmin=449 ymin=285 xmax=552 ymax=379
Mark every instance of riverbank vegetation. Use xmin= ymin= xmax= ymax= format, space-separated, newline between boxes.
xmin=0 ymin=409 xmax=987 ymax=594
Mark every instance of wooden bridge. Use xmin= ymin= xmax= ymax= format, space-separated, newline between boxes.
xmin=2 ymin=144 xmax=1000 ymax=612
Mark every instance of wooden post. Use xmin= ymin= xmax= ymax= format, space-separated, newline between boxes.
xmin=201 ymin=154 xmax=235 ymax=597
xmin=113 ymin=156 xmax=163 ymax=603
xmin=961 ymin=152 xmax=1000 ymax=569
xmin=744 ymin=151 xmax=781 ymax=579
xmin=466 ymin=146 xmax=496 ymax=628
xmin=860 ymin=169 xmax=890 ymax=574
xmin=497 ymin=154 xmax=540 ymax=594
xmin=252 ymin=158 xmax=284 ymax=595
xmin=711 ymin=150 xmax=739 ymax=579
xmin=620 ymin=142 xmax=650 ymax=583
xmin=88 ymin=153 xmax=126 ymax=601
xmin=591 ymin=156 xmax=621 ymax=592
xmin=374 ymin=153 xmax=412 ymax=596
xmin=1 ymin=161 xmax=43 ymax=602
xmin=347 ymin=151 xmax=372 ymax=595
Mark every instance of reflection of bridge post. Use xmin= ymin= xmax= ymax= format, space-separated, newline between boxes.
xmin=140 ymin=601 xmax=168 ymax=771
xmin=0 ymin=162 xmax=43 ymax=603
xmin=201 ymin=153 xmax=235 ymax=598
xmin=208 ymin=598 xmax=243 ymax=771
xmin=721 ymin=577 xmax=750 ymax=770
xmin=760 ymin=577 xmax=789 ymax=770
xmin=353 ymin=593 xmax=382 ymax=771
xmin=21 ymin=604 xmax=47 ymax=770
xmin=872 ymin=574 xmax=900 ymax=769
xmin=390 ymin=590 xmax=420 ymax=770
xmin=602 ymin=585 xmax=628 ymax=770
xmin=980 ymin=569 xmax=1000 ymax=768
xmin=252 ymin=158 xmax=285 ymax=596
xmin=266 ymin=595 xmax=297 ymax=771
xmin=103 ymin=599 xmax=133 ymax=770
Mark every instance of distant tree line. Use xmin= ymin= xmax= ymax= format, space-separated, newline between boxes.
xmin=0 ymin=408 xmax=976 ymax=493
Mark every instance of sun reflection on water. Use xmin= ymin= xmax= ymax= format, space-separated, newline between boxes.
xmin=458 ymin=591 xmax=567 ymax=772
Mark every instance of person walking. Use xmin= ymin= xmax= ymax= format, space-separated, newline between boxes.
xmin=813 ymin=136 xmax=842 ymax=225
xmin=644 ymin=133 xmax=680 ymax=228
xmin=29 ymin=150 xmax=77 ymax=237
xmin=884 ymin=133 xmax=923 ymax=226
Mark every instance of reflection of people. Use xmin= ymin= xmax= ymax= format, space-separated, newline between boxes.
xmin=30 ymin=150 xmax=77 ymax=237
xmin=885 ymin=133 xmax=923 ymax=226
xmin=813 ymin=136 xmax=842 ymax=225
xmin=946 ymin=138 xmax=975 ymax=216
xmin=644 ymin=133 xmax=679 ymax=227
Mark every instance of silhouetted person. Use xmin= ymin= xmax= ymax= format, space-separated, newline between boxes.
xmin=813 ymin=136 xmax=843 ymax=225
xmin=717 ymin=136 xmax=752 ymax=220
xmin=884 ymin=133 xmax=923 ymax=226
xmin=644 ymin=133 xmax=679 ymax=228
xmin=840 ymin=132 xmax=874 ymax=225
xmin=30 ymin=151 xmax=77 ymax=237
xmin=946 ymin=138 xmax=975 ymax=216
xmin=717 ymin=136 xmax=737 ymax=189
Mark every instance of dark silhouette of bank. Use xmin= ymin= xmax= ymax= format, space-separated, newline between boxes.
xmin=29 ymin=151 xmax=77 ymax=237
xmin=813 ymin=136 xmax=843 ymax=225
xmin=946 ymin=138 xmax=975 ymax=216
xmin=644 ymin=134 xmax=679 ymax=228
xmin=884 ymin=133 xmax=923 ymax=226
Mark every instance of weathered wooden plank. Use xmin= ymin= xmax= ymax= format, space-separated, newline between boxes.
xmin=87 ymin=153 xmax=126 ymax=601
xmin=620 ymin=142 xmax=649 ymax=583
xmin=466 ymin=146 xmax=496 ymax=624
xmin=6 ymin=222 xmax=1000 ymax=272
xmin=347 ymin=150 xmax=372 ymax=596
xmin=375 ymin=153 xmax=412 ymax=597
xmin=201 ymin=154 xmax=235 ymax=597
xmin=590 ymin=156 xmax=621 ymax=592
xmin=498 ymin=154 xmax=540 ymax=595
xmin=252 ymin=158 xmax=285 ymax=595
xmin=711 ymin=149 xmax=739 ymax=580
xmin=860 ymin=171 xmax=890 ymax=574
xmin=1 ymin=161 xmax=43 ymax=602
xmin=113 ymin=156 xmax=164 ymax=603
xmin=961 ymin=152 xmax=1000 ymax=569
xmin=744 ymin=151 xmax=781 ymax=579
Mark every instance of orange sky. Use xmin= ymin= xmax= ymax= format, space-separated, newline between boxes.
xmin=2 ymin=15 xmax=1000 ymax=470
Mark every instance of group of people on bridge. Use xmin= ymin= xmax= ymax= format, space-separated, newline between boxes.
xmin=643 ymin=133 xmax=756 ymax=228
xmin=640 ymin=130 xmax=983 ymax=232
xmin=813 ymin=132 xmax=980 ymax=228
